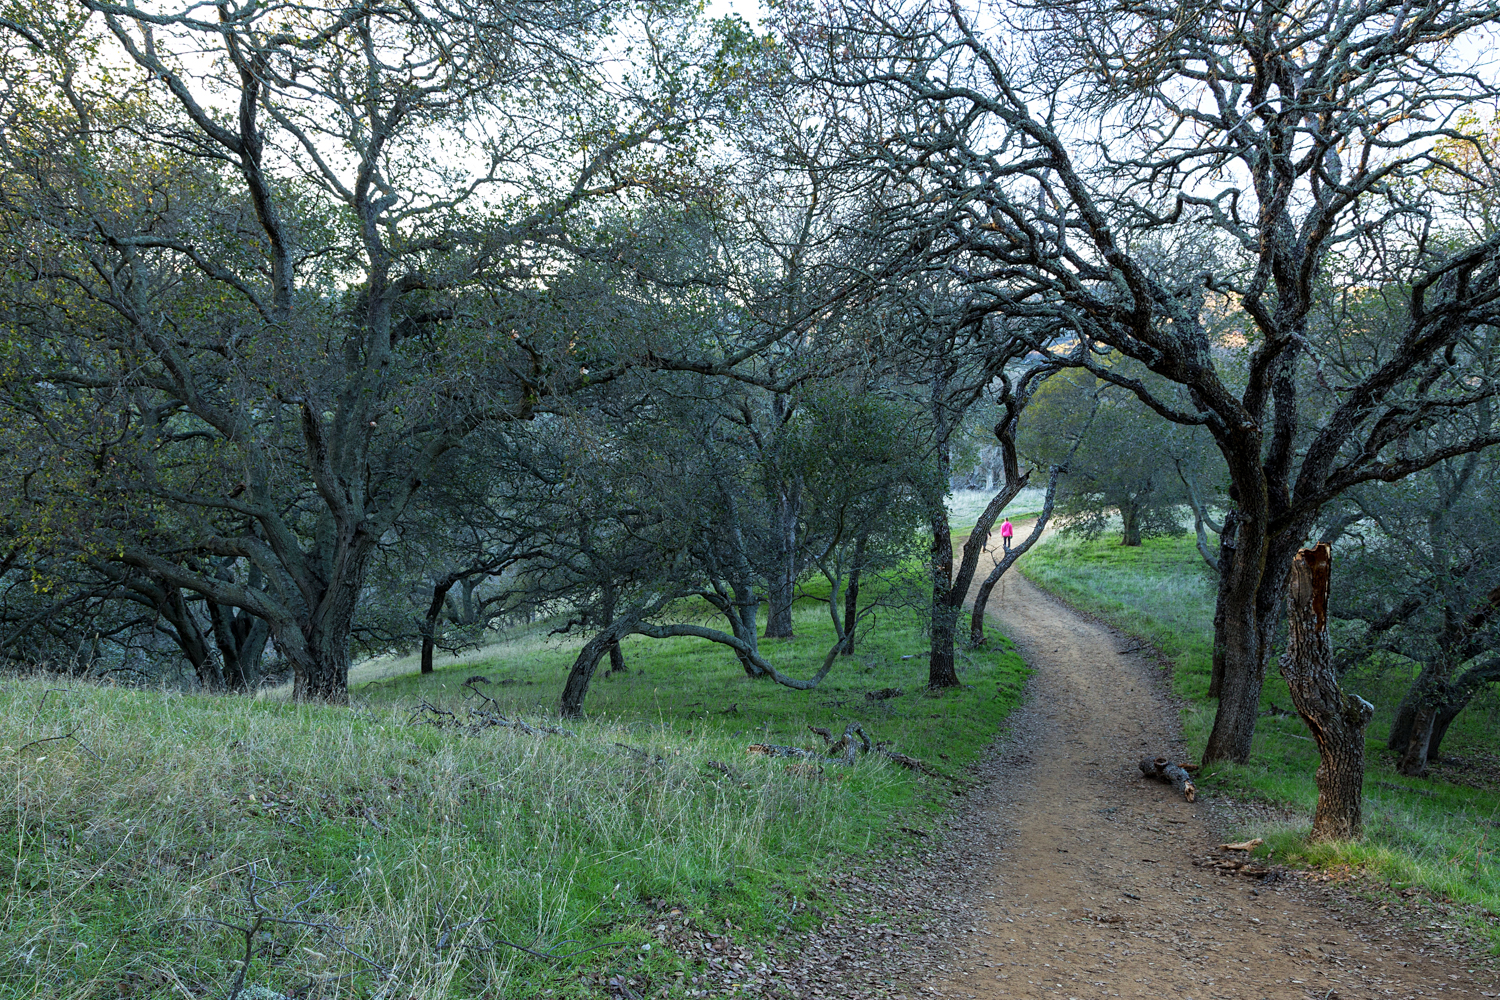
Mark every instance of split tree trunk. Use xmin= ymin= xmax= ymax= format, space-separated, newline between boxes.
xmin=1120 ymin=507 xmax=1142 ymax=547
xmin=1281 ymin=543 xmax=1373 ymax=841
xmin=1389 ymin=654 xmax=1500 ymax=773
xmin=764 ymin=491 xmax=799 ymax=638
xmin=209 ymin=600 xmax=268 ymax=690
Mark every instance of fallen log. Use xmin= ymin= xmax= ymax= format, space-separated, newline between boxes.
xmin=1193 ymin=857 xmax=1272 ymax=877
xmin=1138 ymin=756 xmax=1197 ymax=801
xmin=746 ymin=742 xmax=825 ymax=761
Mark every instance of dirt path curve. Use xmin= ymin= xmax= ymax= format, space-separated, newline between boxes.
xmin=926 ymin=548 xmax=1494 ymax=1000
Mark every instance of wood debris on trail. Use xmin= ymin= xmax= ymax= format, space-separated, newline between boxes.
xmin=1137 ymin=755 xmax=1197 ymax=801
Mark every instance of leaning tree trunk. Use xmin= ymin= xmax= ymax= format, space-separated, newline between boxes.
xmin=420 ymin=576 xmax=457 ymax=675
xmin=1389 ymin=659 xmax=1459 ymax=775
xmin=968 ymin=465 xmax=1058 ymax=645
xmin=1282 ymin=543 xmax=1374 ymax=841
xmin=1428 ymin=657 xmax=1500 ymax=758
xmin=1428 ymin=700 xmax=1468 ymax=761
xmin=1398 ymin=706 xmax=1440 ymax=777
xmin=560 ymin=622 xmax=633 ymax=718
xmin=600 ymin=581 xmax=627 ymax=676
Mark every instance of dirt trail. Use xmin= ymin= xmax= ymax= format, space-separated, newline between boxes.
xmin=927 ymin=549 xmax=1494 ymax=999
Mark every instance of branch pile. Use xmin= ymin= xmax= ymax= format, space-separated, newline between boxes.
xmin=746 ymin=722 xmax=947 ymax=778
xmin=407 ymin=678 xmax=576 ymax=737
xmin=1138 ymin=756 xmax=1196 ymax=801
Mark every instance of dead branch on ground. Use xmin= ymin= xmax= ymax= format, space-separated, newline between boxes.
xmin=1138 ymin=756 xmax=1197 ymax=801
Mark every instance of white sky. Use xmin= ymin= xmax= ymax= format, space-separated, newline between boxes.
xmin=705 ymin=0 xmax=767 ymax=28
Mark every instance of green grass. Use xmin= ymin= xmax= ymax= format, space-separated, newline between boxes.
xmin=0 ymin=588 xmax=1027 ymax=999
xmin=1021 ymin=531 xmax=1500 ymax=945
xmin=946 ymin=487 xmax=1050 ymax=533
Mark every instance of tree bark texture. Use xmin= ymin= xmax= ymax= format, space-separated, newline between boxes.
xmin=1282 ymin=543 xmax=1373 ymax=841
xmin=560 ymin=616 xmax=639 ymax=718
xmin=928 ymin=503 xmax=960 ymax=688
xmin=1387 ymin=653 xmax=1500 ymax=773
xmin=1121 ymin=507 xmax=1142 ymax=547
xmin=1203 ymin=504 xmax=1311 ymax=764
xmin=421 ymin=577 xmax=457 ymax=675
xmin=763 ymin=489 xmax=799 ymax=638
xmin=841 ymin=532 xmax=865 ymax=655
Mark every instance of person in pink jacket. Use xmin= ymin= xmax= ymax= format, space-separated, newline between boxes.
xmin=1000 ymin=519 xmax=1014 ymax=554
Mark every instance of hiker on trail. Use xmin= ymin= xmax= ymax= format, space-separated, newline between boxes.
xmin=1000 ymin=519 xmax=1014 ymax=554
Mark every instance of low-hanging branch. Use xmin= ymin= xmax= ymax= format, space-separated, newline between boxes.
xmin=631 ymin=621 xmax=847 ymax=691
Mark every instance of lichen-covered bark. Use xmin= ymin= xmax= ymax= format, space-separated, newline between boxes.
xmin=1282 ymin=544 xmax=1373 ymax=841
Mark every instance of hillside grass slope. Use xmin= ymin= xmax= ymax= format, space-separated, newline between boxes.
xmin=0 ymin=591 xmax=1026 ymax=999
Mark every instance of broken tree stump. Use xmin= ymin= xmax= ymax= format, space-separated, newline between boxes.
xmin=1138 ymin=756 xmax=1197 ymax=801
xmin=1282 ymin=542 xmax=1373 ymax=841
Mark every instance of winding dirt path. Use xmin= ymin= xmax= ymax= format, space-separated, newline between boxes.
xmin=925 ymin=551 xmax=1495 ymax=999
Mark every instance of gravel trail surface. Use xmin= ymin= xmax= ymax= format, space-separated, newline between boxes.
xmin=921 ymin=558 xmax=1495 ymax=1000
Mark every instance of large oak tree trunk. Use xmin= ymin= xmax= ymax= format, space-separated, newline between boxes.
xmin=1282 ymin=543 xmax=1374 ymax=841
xmin=289 ymin=555 xmax=369 ymax=703
xmin=1121 ymin=507 xmax=1142 ymax=546
xmin=1204 ymin=513 xmax=1307 ymax=765
xmin=928 ymin=503 xmax=960 ymax=689
xmin=295 ymin=626 xmax=353 ymax=703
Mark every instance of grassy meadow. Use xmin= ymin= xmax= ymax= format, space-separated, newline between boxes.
xmin=1023 ymin=531 xmax=1500 ymax=945
xmin=0 ymin=589 xmax=1027 ymax=999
